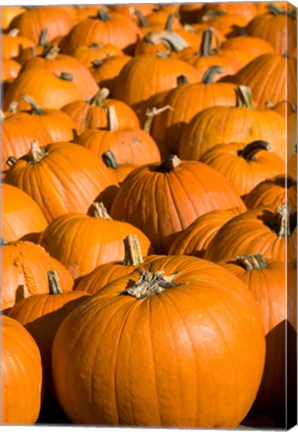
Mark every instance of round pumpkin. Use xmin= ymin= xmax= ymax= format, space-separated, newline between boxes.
xmin=110 ymin=155 xmax=246 ymax=253
xmin=1 ymin=315 xmax=43 ymax=424
xmin=51 ymin=255 xmax=266 ymax=427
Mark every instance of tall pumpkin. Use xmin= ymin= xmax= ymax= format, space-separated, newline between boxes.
xmin=110 ymin=155 xmax=246 ymax=253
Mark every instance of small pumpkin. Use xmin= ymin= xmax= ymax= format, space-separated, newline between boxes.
xmin=1 ymin=315 xmax=43 ymax=424
xmin=38 ymin=202 xmax=153 ymax=280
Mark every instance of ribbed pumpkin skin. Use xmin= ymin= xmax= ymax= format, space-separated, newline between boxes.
xmin=1 ymin=316 xmax=43 ymax=424
xmin=243 ymin=175 xmax=297 ymax=211
xmin=179 ymin=105 xmax=286 ymax=161
xmin=113 ymin=55 xmax=200 ymax=107
xmin=2 ymin=184 xmax=48 ymax=242
xmin=168 ymin=207 xmax=242 ymax=257
xmin=110 ymin=159 xmax=246 ymax=253
xmin=200 ymin=142 xmax=285 ymax=196
xmin=52 ymin=255 xmax=265 ymax=427
xmin=204 ymin=207 xmax=297 ymax=263
xmin=39 ymin=213 xmax=153 ymax=280
xmin=149 ymin=81 xmax=237 ymax=156
xmin=221 ymin=36 xmax=275 ymax=62
xmin=4 ymin=142 xmax=115 ymax=222
xmin=230 ymin=54 xmax=297 ymax=109
xmin=1 ymin=241 xmax=73 ymax=313
xmin=219 ymin=258 xmax=296 ymax=409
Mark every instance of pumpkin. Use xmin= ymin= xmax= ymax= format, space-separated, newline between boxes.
xmin=145 ymin=68 xmax=238 ymax=156
xmin=15 ymin=28 xmax=49 ymax=65
xmin=88 ymin=55 xmax=132 ymax=94
xmin=101 ymin=150 xmax=139 ymax=185
xmin=38 ymin=202 xmax=153 ymax=280
xmin=199 ymin=10 xmax=249 ymax=37
xmin=112 ymin=52 xmax=200 ymax=108
xmin=229 ymin=53 xmax=297 ymax=109
xmin=246 ymin=3 xmax=297 ymax=56
xmin=204 ymin=203 xmax=297 ymax=263
xmin=51 ymin=255 xmax=265 ymax=427
xmin=75 ymin=234 xmax=158 ymax=294
xmin=4 ymin=141 xmax=115 ymax=222
xmin=110 ymin=155 xmax=246 ymax=253
xmin=177 ymin=29 xmax=242 ymax=81
xmin=1 ymin=6 xmax=25 ymax=29
xmin=8 ymin=6 xmax=75 ymax=44
xmin=1 ymin=239 xmax=73 ymax=314
xmin=72 ymin=43 xmax=123 ymax=67
xmin=1 ymin=29 xmax=35 ymax=59
xmin=3 ymin=68 xmax=83 ymax=111
xmin=59 ymin=8 xmax=142 ymax=56
xmin=110 ymin=4 xmax=157 ymax=21
xmin=1 ymin=315 xmax=42 ymax=424
xmin=19 ymin=45 xmax=99 ymax=101
xmin=200 ymin=140 xmax=285 ymax=196
xmin=61 ymin=88 xmax=140 ymax=135
xmin=178 ymin=85 xmax=286 ymax=161
xmin=219 ymin=255 xmax=296 ymax=409
xmin=198 ymin=2 xmax=258 ymax=22
xmin=75 ymin=106 xmax=161 ymax=166
xmin=8 ymin=270 xmax=90 ymax=402
xmin=243 ymin=175 xmax=297 ymax=212
xmin=221 ymin=36 xmax=275 ymax=66
xmin=168 ymin=207 xmax=243 ymax=257
xmin=2 ymin=183 xmax=48 ymax=243
xmin=1 ymin=58 xmax=21 ymax=84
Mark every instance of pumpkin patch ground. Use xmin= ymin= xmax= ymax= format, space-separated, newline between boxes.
xmin=0 ymin=1 xmax=297 ymax=430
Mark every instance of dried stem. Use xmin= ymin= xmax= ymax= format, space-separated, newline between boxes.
xmin=123 ymin=235 xmax=144 ymax=266
xmin=236 ymin=254 xmax=268 ymax=271
xmin=238 ymin=141 xmax=271 ymax=161
xmin=48 ymin=270 xmax=63 ymax=295
xmin=124 ymin=270 xmax=178 ymax=299
xmin=143 ymin=105 xmax=174 ymax=133
xmin=92 ymin=202 xmax=113 ymax=220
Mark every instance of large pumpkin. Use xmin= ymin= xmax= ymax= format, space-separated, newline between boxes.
xmin=1 ymin=316 xmax=43 ymax=424
xmin=51 ymin=255 xmax=266 ymax=427
xmin=110 ymin=155 xmax=246 ymax=253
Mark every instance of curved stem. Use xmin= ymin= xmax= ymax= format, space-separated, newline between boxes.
xmin=92 ymin=202 xmax=112 ymax=220
xmin=90 ymin=88 xmax=110 ymax=107
xmin=124 ymin=270 xmax=178 ymax=299
xmin=132 ymin=8 xmax=148 ymax=27
xmin=156 ymin=155 xmax=181 ymax=172
xmin=48 ymin=270 xmax=63 ymax=295
xmin=123 ymin=235 xmax=144 ymax=266
xmin=201 ymin=65 xmax=224 ymax=83
xmin=236 ymin=254 xmax=268 ymax=271
xmin=235 ymin=86 xmax=253 ymax=109
xmin=29 ymin=140 xmax=47 ymax=164
xmin=143 ymin=105 xmax=174 ymax=134
xmin=165 ymin=13 xmax=175 ymax=31
xmin=102 ymin=150 xmax=119 ymax=168
xmin=22 ymin=95 xmax=45 ymax=115
xmin=106 ymin=105 xmax=119 ymax=132
xmin=238 ymin=141 xmax=271 ymax=161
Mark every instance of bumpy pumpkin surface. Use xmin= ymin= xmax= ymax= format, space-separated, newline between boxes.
xmin=52 ymin=255 xmax=265 ymax=427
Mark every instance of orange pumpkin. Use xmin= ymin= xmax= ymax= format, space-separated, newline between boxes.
xmin=72 ymin=43 xmax=123 ymax=67
xmin=1 ymin=239 xmax=73 ymax=314
xmin=1 ymin=29 xmax=35 ymax=59
xmin=52 ymin=255 xmax=265 ymax=427
xmin=38 ymin=203 xmax=153 ymax=280
xmin=1 ymin=6 xmax=25 ymax=29
xmin=1 ymin=315 xmax=42 ymax=424
xmin=89 ymin=55 xmax=132 ymax=94
xmin=110 ymin=155 xmax=246 ymax=253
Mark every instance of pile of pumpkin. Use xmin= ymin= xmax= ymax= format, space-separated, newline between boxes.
xmin=1 ymin=1 xmax=297 ymax=428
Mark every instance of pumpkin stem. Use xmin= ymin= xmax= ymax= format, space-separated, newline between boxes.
xmin=131 ymin=8 xmax=149 ymax=27
xmin=102 ymin=150 xmax=119 ymax=168
xmin=22 ymin=95 xmax=45 ymax=115
xmin=91 ymin=59 xmax=104 ymax=68
xmin=165 ymin=13 xmax=175 ymax=31
xmin=41 ymin=45 xmax=60 ymax=59
xmin=198 ymin=29 xmax=214 ymax=57
xmin=48 ymin=270 xmax=63 ymax=295
xmin=6 ymin=156 xmax=18 ymax=167
xmin=106 ymin=105 xmax=119 ymax=132
xmin=123 ymin=235 xmax=144 ymax=266
xmin=275 ymin=203 xmax=291 ymax=237
xmin=88 ymin=42 xmax=103 ymax=49
xmin=145 ymin=30 xmax=188 ymax=52
xmin=238 ymin=140 xmax=271 ymax=161
xmin=143 ymin=105 xmax=174 ymax=133
xmin=203 ymin=9 xmax=226 ymax=20
xmin=90 ymin=88 xmax=110 ymax=107
xmin=235 ymin=85 xmax=253 ymax=109
xmin=97 ymin=8 xmax=111 ymax=21
xmin=124 ymin=270 xmax=179 ymax=299
xmin=8 ymin=100 xmax=19 ymax=114
xmin=177 ymin=75 xmax=189 ymax=85
xmin=156 ymin=154 xmax=181 ymax=172
xmin=8 ymin=28 xmax=20 ymax=37
xmin=92 ymin=202 xmax=113 ymax=220
xmin=201 ymin=65 xmax=224 ymax=83
xmin=236 ymin=254 xmax=268 ymax=271
xmin=0 ymin=109 xmax=5 ymax=121
xmin=59 ymin=72 xmax=73 ymax=82
xmin=38 ymin=28 xmax=48 ymax=47
xmin=266 ymin=3 xmax=286 ymax=16
xmin=0 ymin=238 xmax=9 ymax=246
xmin=29 ymin=140 xmax=47 ymax=164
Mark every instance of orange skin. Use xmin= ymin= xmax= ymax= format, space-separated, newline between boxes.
xmin=110 ymin=157 xmax=246 ymax=254
xmin=219 ymin=257 xmax=297 ymax=409
xmin=52 ymin=255 xmax=265 ymax=427
xmin=89 ymin=55 xmax=132 ymax=93
xmin=2 ymin=184 xmax=47 ymax=243
xmin=1 ymin=32 xmax=35 ymax=60
xmin=38 ymin=212 xmax=153 ymax=280
xmin=1 ymin=240 xmax=73 ymax=314
xmin=1 ymin=316 xmax=42 ymax=424
xmin=72 ymin=44 xmax=123 ymax=68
